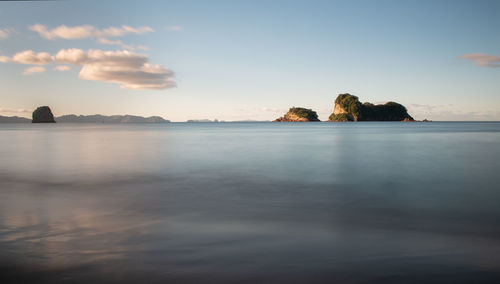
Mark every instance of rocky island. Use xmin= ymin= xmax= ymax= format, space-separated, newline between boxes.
xmin=274 ymin=107 xmax=320 ymax=122
xmin=32 ymin=106 xmax=56 ymax=123
xmin=329 ymin=94 xmax=414 ymax=122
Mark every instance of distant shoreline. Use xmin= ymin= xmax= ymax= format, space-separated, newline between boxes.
xmin=1 ymin=116 xmax=499 ymax=124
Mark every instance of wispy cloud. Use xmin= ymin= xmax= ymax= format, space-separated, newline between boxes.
xmin=166 ymin=26 xmax=182 ymax=32
xmin=259 ymin=107 xmax=287 ymax=113
xmin=97 ymin=37 xmax=134 ymax=50
xmin=30 ymin=24 xmax=153 ymax=40
xmin=23 ymin=66 xmax=46 ymax=75
xmin=75 ymin=49 xmax=175 ymax=90
xmin=1 ymin=48 xmax=175 ymax=90
xmin=11 ymin=50 xmax=53 ymax=65
xmin=0 ymin=106 xmax=31 ymax=116
xmin=459 ymin=53 xmax=500 ymax=67
xmin=54 ymin=65 xmax=70 ymax=72
xmin=408 ymin=103 xmax=500 ymax=121
xmin=0 ymin=28 xmax=12 ymax=39
xmin=30 ymin=24 xmax=154 ymax=50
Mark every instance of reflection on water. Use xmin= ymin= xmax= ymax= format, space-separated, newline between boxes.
xmin=1 ymin=122 xmax=500 ymax=283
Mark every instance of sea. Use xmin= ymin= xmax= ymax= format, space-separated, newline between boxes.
xmin=1 ymin=122 xmax=499 ymax=283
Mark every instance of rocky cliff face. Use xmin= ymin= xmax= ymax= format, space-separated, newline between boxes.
xmin=329 ymin=94 xmax=414 ymax=122
xmin=333 ymin=103 xmax=348 ymax=115
xmin=274 ymin=107 xmax=320 ymax=122
xmin=32 ymin=106 xmax=56 ymax=123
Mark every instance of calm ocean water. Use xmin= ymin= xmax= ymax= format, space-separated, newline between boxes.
xmin=1 ymin=122 xmax=500 ymax=283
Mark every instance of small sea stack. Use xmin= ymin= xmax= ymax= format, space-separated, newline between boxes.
xmin=32 ymin=106 xmax=56 ymax=123
xmin=274 ymin=107 xmax=320 ymax=122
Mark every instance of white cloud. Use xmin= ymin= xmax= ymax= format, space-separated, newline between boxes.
xmin=0 ymin=56 xmax=10 ymax=63
xmin=29 ymin=24 xmax=153 ymax=50
xmin=54 ymin=48 xmax=88 ymax=65
xmin=100 ymin=25 xmax=153 ymax=37
xmin=54 ymin=65 xmax=70 ymax=71
xmin=23 ymin=66 xmax=46 ymax=75
xmin=77 ymin=49 xmax=175 ymax=90
xmin=30 ymin=24 xmax=153 ymax=40
xmin=12 ymin=50 xmax=53 ymax=65
xmin=30 ymin=24 xmax=93 ymax=40
xmin=459 ymin=53 xmax=500 ymax=67
xmin=1 ymin=48 xmax=175 ymax=90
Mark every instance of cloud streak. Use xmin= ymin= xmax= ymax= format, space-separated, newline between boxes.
xmin=166 ymin=26 xmax=182 ymax=31
xmin=0 ymin=106 xmax=31 ymax=116
xmin=12 ymin=50 xmax=53 ymax=65
xmin=1 ymin=49 xmax=175 ymax=90
xmin=54 ymin=65 xmax=70 ymax=72
xmin=23 ymin=66 xmax=46 ymax=75
xmin=0 ymin=28 xmax=12 ymax=39
xmin=408 ymin=103 xmax=500 ymax=121
xmin=30 ymin=24 xmax=153 ymax=50
xmin=30 ymin=24 xmax=153 ymax=40
xmin=459 ymin=53 xmax=500 ymax=67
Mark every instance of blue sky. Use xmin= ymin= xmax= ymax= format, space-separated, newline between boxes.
xmin=0 ymin=0 xmax=499 ymax=121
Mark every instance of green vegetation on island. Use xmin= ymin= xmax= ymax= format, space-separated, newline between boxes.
xmin=274 ymin=107 xmax=320 ymax=122
xmin=329 ymin=94 xmax=414 ymax=122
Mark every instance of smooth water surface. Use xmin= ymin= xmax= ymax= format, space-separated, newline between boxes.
xmin=1 ymin=122 xmax=500 ymax=283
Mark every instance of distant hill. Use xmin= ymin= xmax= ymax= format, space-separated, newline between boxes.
xmin=0 ymin=115 xmax=30 ymax=123
xmin=56 ymin=114 xmax=170 ymax=123
xmin=0 ymin=114 xmax=170 ymax=123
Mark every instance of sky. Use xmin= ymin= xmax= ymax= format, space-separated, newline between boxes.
xmin=0 ymin=0 xmax=499 ymax=121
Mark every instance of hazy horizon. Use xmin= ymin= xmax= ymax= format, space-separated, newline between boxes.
xmin=1 ymin=0 xmax=499 ymax=122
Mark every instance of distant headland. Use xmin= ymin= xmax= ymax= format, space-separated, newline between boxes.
xmin=57 ymin=114 xmax=169 ymax=123
xmin=0 ymin=106 xmax=170 ymax=123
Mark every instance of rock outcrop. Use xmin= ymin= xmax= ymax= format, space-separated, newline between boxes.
xmin=329 ymin=94 xmax=414 ymax=122
xmin=32 ymin=106 xmax=56 ymax=123
xmin=274 ymin=107 xmax=320 ymax=122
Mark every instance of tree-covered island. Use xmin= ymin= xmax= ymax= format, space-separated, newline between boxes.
xmin=274 ymin=107 xmax=320 ymax=122
xmin=329 ymin=94 xmax=414 ymax=121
